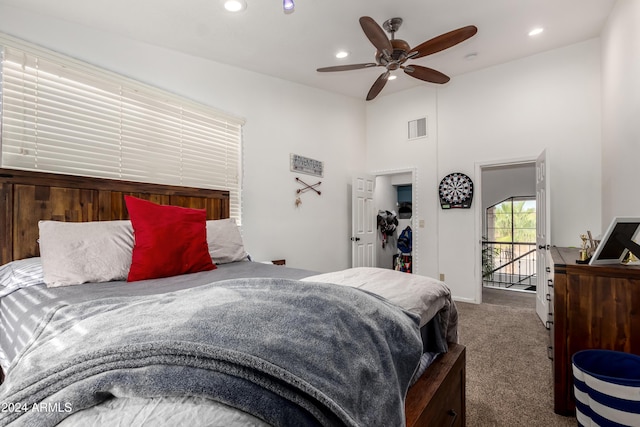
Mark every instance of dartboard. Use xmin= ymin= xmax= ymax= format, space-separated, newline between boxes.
xmin=439 ymin=173 xmax=473 ymax=209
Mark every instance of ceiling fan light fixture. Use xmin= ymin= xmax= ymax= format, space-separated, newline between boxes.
xmin=283 ymin=0 xmax=294 ymax=11
xmin=335 ymin=51 xmax=349 ymax=59
xmin=388 ymin=75 xmax=397 ymax=81
xmin=223 ymin=0 xmax=246 ymax=12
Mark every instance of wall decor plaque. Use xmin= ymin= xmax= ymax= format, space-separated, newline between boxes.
xmin=290 ymin=154 xmax=323 ymax=177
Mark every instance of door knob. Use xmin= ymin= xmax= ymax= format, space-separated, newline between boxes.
xmin=351 ymin=237 xmax=361 ymax=242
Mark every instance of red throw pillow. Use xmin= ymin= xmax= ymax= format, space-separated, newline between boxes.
xmin=125 ymin=196 xmax=216 ymax=282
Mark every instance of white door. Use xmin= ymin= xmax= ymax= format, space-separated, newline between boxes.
xmin=535 ymin=150 xmax=551 ymax=324
xmin=352 ymin=175 xmax=376 ymax=267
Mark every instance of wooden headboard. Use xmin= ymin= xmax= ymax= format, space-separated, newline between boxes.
xmin=0 ymin=168 xmax=230 ymax=264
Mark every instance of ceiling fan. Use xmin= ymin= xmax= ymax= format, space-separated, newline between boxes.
xmin=317 ymin=17 xmax=478 ymax=101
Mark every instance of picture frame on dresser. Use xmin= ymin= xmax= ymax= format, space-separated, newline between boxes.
xmin=589 ymin=216 xmax=640 ymax=265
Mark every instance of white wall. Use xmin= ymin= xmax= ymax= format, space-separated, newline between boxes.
xmin=367 ymin=40 xmax=602 ymax=302
xmin=366 ymin=87 xmax=440 ymax=277
xmin=0 ymin=5 xmax=367 ymax=273
xmin=601 ymin=0 xmax=640 ymax=229
xmin=481 ymin=164 xmax=536 ymax=212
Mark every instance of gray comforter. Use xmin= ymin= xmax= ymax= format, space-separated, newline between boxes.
xmin=0 ymin=277 xmax=423 ymax=427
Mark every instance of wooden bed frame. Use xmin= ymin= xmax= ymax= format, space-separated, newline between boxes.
xmin=0 ymin=168 xmax=229 ymax=264
xmin=0 ymin=168 xmax=466 ymax=426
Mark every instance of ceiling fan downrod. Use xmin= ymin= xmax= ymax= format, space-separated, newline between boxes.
xmin=382 ymin=17 xmax=403 ymax=39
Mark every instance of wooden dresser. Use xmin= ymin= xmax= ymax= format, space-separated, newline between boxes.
xmin=549 ymin=246 xmax=640 ymax=414
xmin=406 ymin=343 xmax=466 ymax=427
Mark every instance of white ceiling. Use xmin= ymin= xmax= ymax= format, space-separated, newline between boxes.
xmin=0 ymin=0 xmax=616 ymax=100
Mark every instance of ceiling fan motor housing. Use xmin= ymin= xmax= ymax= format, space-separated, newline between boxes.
xmin=376 ymin=39 xmax=411 ymax=67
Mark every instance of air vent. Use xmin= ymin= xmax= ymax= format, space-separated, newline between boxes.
xmin=408 ymin=117 xmax=427 ymax=140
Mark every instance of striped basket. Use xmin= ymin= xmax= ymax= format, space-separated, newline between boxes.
xmin=572 ymin=350 xmax=640 ymax=427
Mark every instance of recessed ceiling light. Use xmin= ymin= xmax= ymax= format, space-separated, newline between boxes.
xmin=335 ymin=51 xmax=349 ymax=59
xmin=529 ymin=27 xmax=544 ymax=37
xmin=223 ymin=0 xmax=246 ymax=12
xmin=388 ymin=75 xmax=397 ymax=81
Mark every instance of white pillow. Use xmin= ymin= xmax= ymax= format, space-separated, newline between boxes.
xmin=206 ymin=219 xmax=249 ymax=264
xmin=38 ymin=220 xmax=134 ymax=287
xmin=0 ymin=257 xmax=45 ymax=298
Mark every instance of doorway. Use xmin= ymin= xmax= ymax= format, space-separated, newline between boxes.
xmin=372 ymin=168 xmax=417 ymax=272
xmin=477 ymin=161 xmax=537 ymax=306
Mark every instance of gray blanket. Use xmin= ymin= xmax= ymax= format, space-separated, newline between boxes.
xmin=0 ymin=278 xmax=423 ymax=427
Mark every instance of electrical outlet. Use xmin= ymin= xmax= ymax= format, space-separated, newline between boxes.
xmin=439 ymin=273 xmax=445 ymax=281
xmin=419 ymin=219 xmax=425 ymax=228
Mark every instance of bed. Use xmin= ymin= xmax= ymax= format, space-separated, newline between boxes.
xmin=0 ymin=168 xmax=464 ymax=427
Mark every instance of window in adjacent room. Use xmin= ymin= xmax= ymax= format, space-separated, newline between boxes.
xmin=484 ymin=196 xmax=537 ymax=291
xmin=0 ymin=35 xmax=244 ymax=222
xmin=487 ymin=197 xmax=536 ymax=243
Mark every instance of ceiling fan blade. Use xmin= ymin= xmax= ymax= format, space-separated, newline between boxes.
xmin=359 ymin=16 xmax=393 ymax=58
xmin=366 ymin=71 xmax=390 ymax=101
xmin=403 ymin=65 xmax=450 ymax=84
xmin=317 ymin=63 xmax=378 ymax=72
xmin=408 ymin=25 xmax=478 ymax=59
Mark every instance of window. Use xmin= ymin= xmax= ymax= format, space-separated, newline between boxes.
xmin=484 ymin=197 xmax=537 ymax=290
xmin=0 ymin=35 xmax=244 ymax=222
xmin=487 ymin=197 xmax=536 ymax=243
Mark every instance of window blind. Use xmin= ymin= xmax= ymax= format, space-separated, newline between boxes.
xmin=0 ymin=39 xmax=244 ymax=221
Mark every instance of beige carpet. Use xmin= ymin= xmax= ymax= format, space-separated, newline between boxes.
xmin=457 ymin=294 xmax=577 ymax=426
